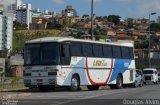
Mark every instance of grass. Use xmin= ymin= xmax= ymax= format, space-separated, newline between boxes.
xmin=0 ymin=83 xmax=26 ymax=91
xmin=0 ymin=77 xmax=26 ymax=91
xmin=13 ymin=29 xmax=61 ymax=51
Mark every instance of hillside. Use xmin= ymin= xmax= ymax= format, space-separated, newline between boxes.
xmin=13 ymin=29 xmax=61 ymax=51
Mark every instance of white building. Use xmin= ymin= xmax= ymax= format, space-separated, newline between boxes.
xmin=157 ymin=16 xmax=160 ymax=23
xmin=8 ymin=4 xmax=16 ymax=13
xmin=0 ymin=14 xmax=13 ymax=53
xmin=0 ymin=4 xmax=4 ymax=11
xmin=16 ymin=0 xmax=22 ymax=9
xmin=16 ymin=3 xmax=32 ymax=29
xmin=44 ymin=10 xmax=49 ymax=14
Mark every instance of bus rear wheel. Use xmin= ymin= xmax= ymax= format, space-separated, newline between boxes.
xmin=87 ymin=85 xmax=100 ymax=91
xmin=69 ymin=75 xmax=80 ymax=91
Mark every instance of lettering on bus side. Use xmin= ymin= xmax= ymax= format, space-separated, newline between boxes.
xmin=93 ymin=60 xmax=107 ymax=67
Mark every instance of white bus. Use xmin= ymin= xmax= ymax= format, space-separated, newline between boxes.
xmin=23 ymin=37 xmax=136 ymax=91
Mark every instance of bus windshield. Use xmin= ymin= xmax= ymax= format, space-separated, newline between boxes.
xmin=24 ymin=43 xmax=60 ymax=65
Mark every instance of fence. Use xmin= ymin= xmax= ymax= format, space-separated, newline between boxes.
xmin=136 ymin=59 xmax=160 ymax=70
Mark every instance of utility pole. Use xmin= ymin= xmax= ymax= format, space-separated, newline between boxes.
xmin=91 ymin=0 xmax=94 ymax=40
xmin=148 ymin=12 xmax=156 ymax=68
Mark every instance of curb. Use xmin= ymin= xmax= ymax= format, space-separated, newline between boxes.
xmin=0 ymin=87 xmax=28 ymax=92
xmin=0 ymin=93 xmax=31 ymax=99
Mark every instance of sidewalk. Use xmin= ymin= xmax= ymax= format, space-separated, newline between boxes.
xmin=0 ymin=87 xmax=31 ymax=99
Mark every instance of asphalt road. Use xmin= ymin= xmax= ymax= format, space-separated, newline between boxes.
xmin=2 ymin=83 xmax=160 ymax=105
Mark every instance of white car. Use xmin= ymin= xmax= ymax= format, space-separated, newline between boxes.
xmin=158 ymin=73 xmax=160 ymax=82
xmin=133 ymin=69 xmax=144 ymax=88
xmin=143 ymin=68 xmax=158 ymax=84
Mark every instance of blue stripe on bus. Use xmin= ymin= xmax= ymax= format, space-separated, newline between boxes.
xmin=109 ymin=59 xmax=131 ymax=82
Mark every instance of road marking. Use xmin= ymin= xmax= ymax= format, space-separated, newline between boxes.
xmin=50 ymin=89 xmax=138 ymax=105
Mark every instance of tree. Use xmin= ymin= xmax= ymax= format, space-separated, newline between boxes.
xmin=0 ymin=48 xmax=9 ymax=58
xmin=108 ymin=15 xmax=121 ymax=25
xmin=13 ymin=22 xmax=28 ymax=30
xmin=89 ymin=29 xmax=100 ymax=35
xmin=53 ymin=24 xmax=64 ymax=30
xmin=126 ymin=18 xmax=134 ymax=29
xmin=149 ymin=23 xmax=160 ymax=32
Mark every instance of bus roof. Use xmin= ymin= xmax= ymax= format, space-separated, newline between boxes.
xmin=26 ymin=37 xmax=134 ymax=47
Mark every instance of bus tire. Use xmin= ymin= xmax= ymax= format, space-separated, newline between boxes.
xmin=69 ymin=75 xmax=80 ymax=91
xmin=115 ymin=75 xmax=123 ymax=89
xmin=87 ymin=85 xmax=99 ymax=91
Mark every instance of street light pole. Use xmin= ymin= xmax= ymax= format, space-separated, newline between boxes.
xmin=148 ymin=12 xmax=156 ymax=68
xmin=149 ymin=14 xmax=151 ymax=68
xmin=91 ymin=0 xmax=93 ymax=40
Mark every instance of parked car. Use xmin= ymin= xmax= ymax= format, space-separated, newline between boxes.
xmin=143 ymin=68 xmax=158 ymax=84
xmin=158 ymin=73 xmax=160 ymax=82
xmin=133 ymin=69 xmax=144 ymax=88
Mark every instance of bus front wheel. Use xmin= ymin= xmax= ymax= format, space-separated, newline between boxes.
xmin=69 ymin=75 xmax=80 ymax=91
xmin=116 ymin=75 xmax=123 ymax=89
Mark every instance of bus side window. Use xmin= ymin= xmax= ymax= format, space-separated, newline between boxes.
xmin=61 ymin=44 xmax=70 ymax=57
xmin=121 ymin=47 xmax=130 ymax=59
xmin=61 ymin=44 xmax=71 ymax=65
xmin=82 ymin=43 xmax=93 ymax=57
xmin=103 ymin=45 xmax=112 ymax=58
xmin=93 ymin=44 xmax=103 ymax=58
xmin=70 ymin=42 xmax=82 ymax=56
xmin=112 ymin=46 xmax=122 ymax=58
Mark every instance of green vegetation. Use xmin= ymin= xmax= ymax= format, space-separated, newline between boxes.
xmin=108 ymin=15 xmax=121 ymax=25
xmin=136 ymin=64 xmax=147 ymax=70
xmin=13 ymin=29 xmax=60 ymax=51
xmin=95 ymin=35 xmax=109 ymax=40
xmin=0 ymin=83 xmax=25 ymax=90
xmin=150 ymin=23 xmax=160 ymax=31
xmin=13 ymin=22 xmax=28 ymax=30
xmin=0 ymin=77 xmax=26 ymax=91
